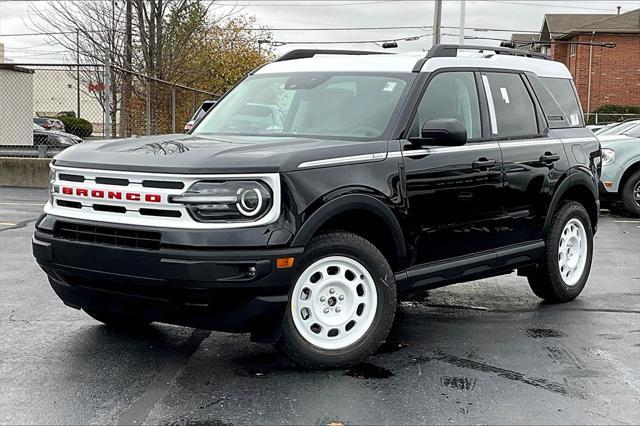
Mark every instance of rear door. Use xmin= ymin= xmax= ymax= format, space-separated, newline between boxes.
xmin=479 ymin=71 xmax=569 ymax=245
xmin=402 ymin=70 xmax=504 ymax=265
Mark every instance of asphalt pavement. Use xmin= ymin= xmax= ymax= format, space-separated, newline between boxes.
xmin=1 ymin=186 xmax=639 ymax=425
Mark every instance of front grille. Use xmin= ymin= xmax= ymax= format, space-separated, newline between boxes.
xmin=53 ymin=221 xmax=161 ymax=250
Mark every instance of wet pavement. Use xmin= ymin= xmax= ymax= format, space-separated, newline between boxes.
xmin=1 ymin=186 xmax=639 ymax=425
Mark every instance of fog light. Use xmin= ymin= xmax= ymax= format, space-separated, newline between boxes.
xmin=247 ymin=266 xmax=257 ymax=277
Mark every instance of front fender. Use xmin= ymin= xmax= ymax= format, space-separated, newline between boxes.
xmin=290 ymin=193 xmax=407 ymax=263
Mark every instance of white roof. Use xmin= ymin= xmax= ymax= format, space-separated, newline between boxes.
xmin=257 ymin=52 xmax=424 ymax=74
xmin=256 ymin=50 xmax=572 ymax=79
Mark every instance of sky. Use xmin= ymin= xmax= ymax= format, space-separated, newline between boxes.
xmin=0 ymin=0 xmax=638 ymax=63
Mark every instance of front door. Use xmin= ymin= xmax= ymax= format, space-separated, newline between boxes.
xmin=402 ymin=71 xmax=504 ymax=265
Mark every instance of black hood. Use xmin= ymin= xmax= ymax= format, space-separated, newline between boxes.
xmin=52 ymin=134 xmax=388 ymax=174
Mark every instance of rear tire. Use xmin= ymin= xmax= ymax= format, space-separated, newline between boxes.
xmin=85 ymin=309 xmax=151 ymax=328
xmin=277 ymin=232 xmax=396 ymax=369
xmin=621 ymin=171 xmax=640 ymax=217
xmin=528 ymin=201 xmax=593 ymax=303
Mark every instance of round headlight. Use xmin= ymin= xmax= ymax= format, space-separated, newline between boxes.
xmin=601 ymin=148 xmax=615 ymax=166
xmin=237 ymin=187 xmax=263 ymax=216
xmin=173 ymin=180 xmax=272 ymax=222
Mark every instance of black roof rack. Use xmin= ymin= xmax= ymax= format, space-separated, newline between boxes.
xmin=275 ymin=49 xmax=388 ymax=62
xmin=412 ymin=43 xmax=550 ymax=72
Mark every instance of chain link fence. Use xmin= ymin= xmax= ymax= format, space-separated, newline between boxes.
xmin=0 ymin=63 xmax=219 ymax=157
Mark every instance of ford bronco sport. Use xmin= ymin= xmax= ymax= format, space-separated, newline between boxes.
xmin=33 ymin=45 xmax=601 ymax=368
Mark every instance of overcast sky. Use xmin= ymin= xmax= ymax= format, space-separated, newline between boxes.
xmin=0 ymin=0 xmax=638 ymax=63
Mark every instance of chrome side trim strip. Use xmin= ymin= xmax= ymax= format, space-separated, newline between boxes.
xmin=560 ymin=137 xmax=598 ymax=143
xmin=298 ymin=152 xmax=387 ymax=168
xmin=499 ymin=139 xmax=561 ymax=148
xmin=297 ymin=136 xmax=595 ymax=168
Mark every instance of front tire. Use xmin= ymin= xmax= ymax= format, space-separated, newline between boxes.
xmin=621 ymin=170 xmax=640 ymax=217
xmin=528 ymin=201 xmax=593 ymax=303
xmin=277 ymin=232 xmax=397 ymax=369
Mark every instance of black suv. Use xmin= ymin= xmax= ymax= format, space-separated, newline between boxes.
xmin=33 ymin=45 xmax=601 ymax=368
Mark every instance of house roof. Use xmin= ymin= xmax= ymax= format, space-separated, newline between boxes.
xmin=511 ymin=33 xmax=541 ymax=44
xmin=541 ymin=9 xmax=640 ymax=41
xmin=582 ymin=9 xmax=640 ymax=32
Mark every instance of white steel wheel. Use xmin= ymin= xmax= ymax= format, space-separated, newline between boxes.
xmin=557 ymin=218 xmax=588 ymax=286
xmin=290 ymin=256 xmax=378 ymax=350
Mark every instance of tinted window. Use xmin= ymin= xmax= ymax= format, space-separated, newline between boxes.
xmin=410 ymin=71 xmax=481 ymax=139
xmin=541 ymin=77 xmax=583 ymax=127
xmin=482 ymin=72 xmax=538 ymax=138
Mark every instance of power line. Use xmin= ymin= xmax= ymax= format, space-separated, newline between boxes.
xmin=269 ymin=32 xmax=431 ymax=46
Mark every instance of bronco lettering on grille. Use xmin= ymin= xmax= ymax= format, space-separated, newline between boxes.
xmin=60 ymin=186 xmax=161 ymax=203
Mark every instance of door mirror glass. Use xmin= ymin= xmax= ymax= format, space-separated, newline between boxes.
xmin=410 ymin=118 xmax=467 ymax=146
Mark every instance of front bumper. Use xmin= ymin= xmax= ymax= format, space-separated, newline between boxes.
xmin=33 ymin=215 xmax=302 ymax=342
xmin=598 ymin=180 xmax=618 ymax=203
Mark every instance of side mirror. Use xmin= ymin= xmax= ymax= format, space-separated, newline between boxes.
xmin=410 ymin=118 xmax=467 ymax=146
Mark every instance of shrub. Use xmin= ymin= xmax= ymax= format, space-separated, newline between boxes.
xmin=57 ymin=111 xmax=76 ymax=118
xmin=588 ymin=104 xmax=640 ymax=124
xmin=58 ymin=116 xmax=93 ymax=138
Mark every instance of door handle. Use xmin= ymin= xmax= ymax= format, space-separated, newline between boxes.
xmin=472 ymin=158 xmax=497 ymax=169
xmin=539 ymin=152 xmax=560 ymax=163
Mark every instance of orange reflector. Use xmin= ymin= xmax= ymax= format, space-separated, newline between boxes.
xmin=603 ymin=181 xmax=613 ymax=188
xmin=276 ymin=257 xmax=295 ymax=269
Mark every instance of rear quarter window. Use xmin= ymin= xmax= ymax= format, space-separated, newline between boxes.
xmin=531 ymin=76 xmax=584 ymax=128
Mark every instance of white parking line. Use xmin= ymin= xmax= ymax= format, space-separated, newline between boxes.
xmin=0 ymin=222 xmax=17 ymax=226
xmin=613 ymin=220 xmax=640 ymax=224
xmin=0 ymin=202 xmax=44 ymax=207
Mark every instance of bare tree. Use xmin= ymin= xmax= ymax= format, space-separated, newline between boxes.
xmin=30 ymin=0 xmax=126 ymax=136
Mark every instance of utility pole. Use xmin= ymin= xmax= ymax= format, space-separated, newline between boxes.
xmin=120 ymin=0 xmax=132 ymax=137
xmin=432 ymin=0 xmax=443 ymax=46
xmin=104 ymin=51 xmax=111 ymax=140
xmin=459 ymin=0 xmax=466 ymax=45
xmin=76 ymin=28 xmax=80 ymax=118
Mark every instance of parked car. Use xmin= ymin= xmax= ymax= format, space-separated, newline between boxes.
xmin=587 ymin=123 xmax=611 ymax=133
xmin=33 ymin=123 xmax=83 ymax=146
xmin=598 ymin=124 xmax=640 ymax=216
xmin=34 ymin=117 xmax=66 ymax=132
xmin=594 ymin=119 xmax=640 ymax=136
xmin=184 ymin=100 xmax=217 ymax=132
xmin=33 ymin=45 xmax=600 ymax=368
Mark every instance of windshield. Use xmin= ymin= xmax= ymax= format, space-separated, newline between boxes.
xmin=596 ymin=120 xmax=640 ymax=136
xmin=193 ymin=73 xmax=411 ymax=140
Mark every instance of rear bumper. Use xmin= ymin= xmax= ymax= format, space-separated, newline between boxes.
xmin=33 ymin=215 xmax=302 ymax=342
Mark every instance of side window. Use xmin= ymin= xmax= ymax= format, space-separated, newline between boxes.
xmin=528 ymin=75 xmax=569 ymax=127
xmin=540 ymin=77 xmax=584 ymax=127
xmin=482 ymin=72 xmax=539 ymax=138
xmin=409 ymin=71 xmax=481 ymax=139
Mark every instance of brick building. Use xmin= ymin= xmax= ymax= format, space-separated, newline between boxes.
xmin=513 ymin=9 xmax=639 ymax=113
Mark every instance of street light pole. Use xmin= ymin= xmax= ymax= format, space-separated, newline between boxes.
xmin=432 ymin=0 xmax=443 ymax=46
xmin=459 ymin=0 xmax=466 ymax=45
xmin=76 ymin=28 xmax=80 ymax=118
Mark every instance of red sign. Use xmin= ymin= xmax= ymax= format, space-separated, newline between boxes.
xmin=88 ymin=82 xmax=104 ymax=92
xmin=61 ymin=186 xmax=161 ymax=203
